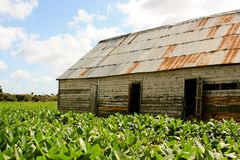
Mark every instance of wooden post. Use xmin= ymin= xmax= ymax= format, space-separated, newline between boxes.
xmin=0 ymin=85 xmax=2 ymax=93
xmin=195 ymin=78 xmax=203 ymax=118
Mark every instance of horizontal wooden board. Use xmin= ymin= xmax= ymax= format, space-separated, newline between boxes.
xmin=98 ymin=106 xmax=128 ymax=111
xmin=203 ymin=96 xmax=240 ymax=106
xmin=203 ymin=104 xmax=240 ymax=112
xmin=202 ymin=112 xmax=240 ymax=121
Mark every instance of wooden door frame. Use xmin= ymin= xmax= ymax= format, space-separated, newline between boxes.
xmin=195 ymin=77 xmax=203 ymax=118
xmin=183 ymin=77 xmax=203 ymax=118
xmin=90 ymin=84 xmax=98 ymax=114
xmin=128 ymin=81 xmax=142 ymax=114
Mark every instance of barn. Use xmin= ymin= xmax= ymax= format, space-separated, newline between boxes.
xmin=57 ymin=10 xmax=240 ymax=120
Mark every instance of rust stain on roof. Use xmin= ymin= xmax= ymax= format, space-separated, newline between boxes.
xmin=158 ymin=52 xmax=213 ymax=71
xmin=226 ymin=23 xmax=240 ymax=35
xmin=217 ymin=14 xmax=234 ymax=25
xmin=185 ymin=54 xmax=195 ymax=64
xmin=207 ymin=26 xmax=220 ymax=39
xmin=190 ymin=54 xmax=201 ymax=63
xmin=197 ymin=18 xmax=209 ymax=27
xmin=175 ymin=56 xmax=188 ymax=69
xmin=157 ymin=57 xmax=168 ymax=71
xmin=126 ymin=61 xmax=141 ymax=73
xmin=163 ymin=45 xmax=177 ymax=57
xmin=219 ymin=35 xmax=240 ymax=50
xmin=80 ymin=69 xmax=90 ymax=76
xmin=158 ymin=57 xmax=171 ymax=70
xmin=197 ymin=52 xmax=211 ymax=66
xmin=223 ymin=49 xmax=239 ymax=64
xmin=168 ymin=57 xmax=178 ymax=69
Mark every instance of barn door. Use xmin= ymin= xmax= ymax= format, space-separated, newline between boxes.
xmin=195 ymin=78 xmax=203 ymax=118
xmin=90 ymin=84 xmax=98 ymax=114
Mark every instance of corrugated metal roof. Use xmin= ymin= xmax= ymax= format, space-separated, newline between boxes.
xmin=58 ymin=9 xmax=240 ymax=79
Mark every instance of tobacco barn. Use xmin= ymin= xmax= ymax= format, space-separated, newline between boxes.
xmin=58 ymin=10 xmax=240 ymax=120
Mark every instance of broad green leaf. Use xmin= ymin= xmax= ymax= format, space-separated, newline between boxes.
xmin=36 ymin=156 xmax=47 ymax=160
xmin=48 ymin=145 xmax=58 ymax=156
xmin=0 ymin=153 xmax=4 ymax=160
xmin=111 ymin=139 xmax=120 ymax=151
xmin=195 ymin=140 xmax=205 ymax=153
xmin=203 ymin=132 xmax=208 ymax=144
xmin=206 ymin=149 xmax=214 ymax=160
xmin=14 ymin=145 xmax=20 ymax=160
xmin=127 ymin=132 xmax=135 ymax=146
xmin=79 ymin=137 xmax=86 ymax=152
xmin=90 ymin=144 xmax=102 ymax=159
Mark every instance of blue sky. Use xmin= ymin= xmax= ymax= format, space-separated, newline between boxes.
xmin=0 ymin=0 xmax=239 ymax=94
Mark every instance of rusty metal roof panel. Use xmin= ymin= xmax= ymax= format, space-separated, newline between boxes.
xmin=135 ymin=28 xmax=170 ymax=41
xmin=119 ymin=42 xmax=137 ymax=53
xmin=151 ymin=47 xmax=169 ymax=59
xmin=232 ymin=49 xmax=240 ymax=63
xmin=134 ymin=59 xmax=164 ymax=73
xmin=58 ymin=70 xmax=75 ymax=79
xmin=237 ymin=25 xmax=240 ymax=34
xmin=208 ymin=50 xmax=226 ymax=65
xmin=214 ymin=25 xmax=231 ymax=37
xmin=98 ymin=54 xmax=122 ymax=66
xmin=195 ymin=29 xmax=209 ymax=41
xmin=138 ymin=49 xmax=158 ymax=61
xmin=67 ymin=68 xmax=85 ymax=79
xmin=91 ymin=42 xmax=107 ymax=52
xmin=118 ymin=63 xmax=133 ymax=75
xmin=87 ymin=65 xmax=120 ymax=78
xmin=58 ymin=10 xmax=240 ymax=79
xmin=201 ymin=17 xmax=216 ymax=28
xmin=70 ymin=57 xmax=103 ymax=69
xmin=233 ymin=14 xmax=240 ymax=22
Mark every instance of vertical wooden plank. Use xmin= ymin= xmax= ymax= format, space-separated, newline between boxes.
xmin=128 ymin=84 xmax=133 ymax=114
xmin=90 ymin=84 xmax=98 ymax=114
xmin=57 ymin=80 xmax=61 ymax=111
xmin=195 ymin=78 xmax=203 ymax=118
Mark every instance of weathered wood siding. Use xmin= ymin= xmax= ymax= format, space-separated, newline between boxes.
xmin=58 ymin=79 xmax=95 ymax=112
xmin=58 ymin=64 xmax=240 ymax=119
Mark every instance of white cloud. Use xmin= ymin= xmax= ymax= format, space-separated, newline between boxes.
xmin=0 ymin=0 xmax=38 ymax=19
xmin=8 ymin=69 xmax=54 ymax=93
xmin=2 ymin=73 xmax=55 ymax=94
xmin=68 ymin=9 xmax=106 ymax=26
xmin=32 ymin=75 xmax=52 ymax=83
xmin=10 ymin=69 xmax=31 ymax=79
xmin=10 ymin=69 xmax=53 ymax=83
xmin=0 ymin=26 xmax=26 ymax=50
xmin=117 ymin=0 xmax=240 ymax=31
xmin=13 ymin=24 xmax=123 ymax=74
xmin=0 ymin=60 xmax=8 ymax=70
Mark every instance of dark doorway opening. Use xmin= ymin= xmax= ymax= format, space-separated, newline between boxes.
xmin=184 ymin=79 xmax=197 ymax=117
xmin=128 ymin=83 xmax=141 ymax=114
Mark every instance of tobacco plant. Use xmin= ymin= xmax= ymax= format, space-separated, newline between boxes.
xmin=0 ymin=102 xmax=240 ymax=159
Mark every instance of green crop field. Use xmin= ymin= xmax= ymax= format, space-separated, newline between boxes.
xmin=0 ymin=102 xmax=240 ymax=159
